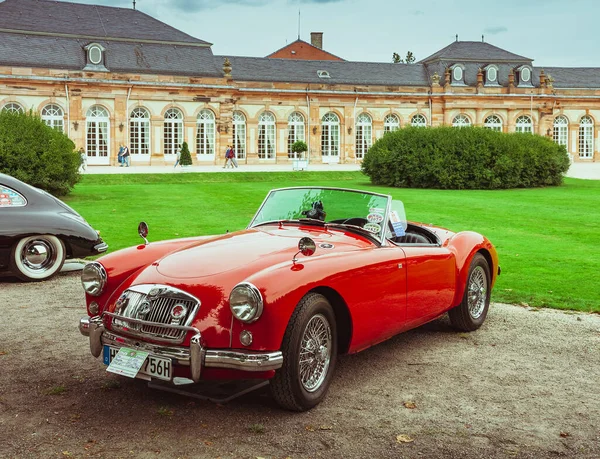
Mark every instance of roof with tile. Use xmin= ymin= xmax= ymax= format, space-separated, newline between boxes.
xmin=419 ymin=40 xmax=532 ymax=64
xmin=0 ymin=0 xmax=210 ymax=45
xmin=267 ymin=39 xmax=345 ymax=61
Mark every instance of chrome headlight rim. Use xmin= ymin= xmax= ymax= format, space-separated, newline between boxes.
xmin=81 ymin=262 xmax=107 ymax=297
xmin=229 ymin=282 xmax=263 ymax=323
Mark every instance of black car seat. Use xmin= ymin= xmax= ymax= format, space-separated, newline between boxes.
xmin=394 ymin=233 xmax=430 ymax=244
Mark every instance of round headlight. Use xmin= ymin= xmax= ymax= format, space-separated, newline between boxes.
xmin=81 ymin=262 xmax=107 ymax=297
xmin=229 ymin=282 xmax=263 ymax=323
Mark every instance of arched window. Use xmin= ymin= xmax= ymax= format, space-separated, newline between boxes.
xmin=2 ymin=102 xmax=24 ymax=114
xmin=553 ymin=116 xmax=569 ymax=148
xmin=411 ymin=114 xmax=427 ymax=127
xmin=196 ymin=109 xmax=215 ymax=157
xmin=321 ymin=112 xmax=340 ymax=159
xmin=163 ymin=108 xmax=183 ymax=156
xmin=130 ymin=107 xmax=150 ymax=156
xmin=232 ymin=111 xmax=246 ymax=159
xmin=579 ymin=116 xmax=594 ymax=158
xmin=355 ymin=113 xmax=372 ymax=159
xmin=258 ymin=112 xmax=276 ymax=159
xmin=41 ymin=104 xmax=64 ymax=131
xmin=287 ymin=112 xmax=305 ymax=158
xmin=515 ymin=115 xmax=533 ymax=134
xmin=86 ymin=105 xmax=110 ymax=163
xmin=384 ymin=114 xmax=400 ymax=133
xmin=452 ymin=114 xmax=471 ymax=128
xmin=484 ymin=115 xmax=503 ymax=132
xmin=486 ymin=66 xmax=498 ymax=84
xmin=452 ymin=66 xmax=463 ymax=83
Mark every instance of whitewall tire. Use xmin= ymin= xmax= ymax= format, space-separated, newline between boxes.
xmin=10 ymin=235 xmax=66 ymax=281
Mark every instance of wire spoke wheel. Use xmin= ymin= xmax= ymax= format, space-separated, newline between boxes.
xmin=299 ymin=314 xmax=332 ymax=392
xmin=468 ymin=266 xmax=487 ymax=319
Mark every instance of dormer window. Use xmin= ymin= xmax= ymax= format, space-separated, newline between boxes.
xmin=485 ymin=65 xmax=499 ymax=85
xmin=317 ymin=70 xmax=330 ymax=79
xmin=451 ymin=64 xmax=465 ymax=85
xmin=84 ymin=43 xmax=107 ymax=71
xmin=517 ymin=65 xmax=533 ymax=86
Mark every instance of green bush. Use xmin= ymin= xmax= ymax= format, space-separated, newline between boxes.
xmin=179 ymin=141 xmax=193 ymax=166
xmin=361 ymin=126 xmax=570 ymax=189
xmin=0 ymin=110 xmax=79 ymax=196
xmin=291 ymin=140 xmax=308 ymax=156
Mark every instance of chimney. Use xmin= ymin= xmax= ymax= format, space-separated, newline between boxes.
xmin=311 ymin=32 xmax=323 ymax=49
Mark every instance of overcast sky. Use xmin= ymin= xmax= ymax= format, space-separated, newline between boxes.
xmin=60 ymin=0 xmax=598 ymax=67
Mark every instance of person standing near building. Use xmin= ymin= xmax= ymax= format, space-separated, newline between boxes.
xmin=79 ymin=147 xmax=87 ymax=172
xmin=121 ymin=144 xmax=130 ymax=167
xmin=223 ymin=145 xmax=232 ymax=168
xmin=174 ymin=145 xmax=181 ymax=168
xmin=230 ymin=145 xmax=238 ymax=168
xmin=117 ymin=144 xmax=124 ymax=166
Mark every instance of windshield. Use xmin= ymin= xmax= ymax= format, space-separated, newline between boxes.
xmin=249 ymin=187 xmax=393 ymax=241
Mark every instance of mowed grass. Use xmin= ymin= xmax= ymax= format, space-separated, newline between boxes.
xmin=65 ymin=172 xmax=600 ymax=313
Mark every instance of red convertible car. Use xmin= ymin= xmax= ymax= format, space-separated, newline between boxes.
xmin=79 ymin=187 xmax=499 ymax=411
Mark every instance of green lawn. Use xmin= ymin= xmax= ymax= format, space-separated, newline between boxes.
xmin=65 ymin=172 xmax=600 ymax=313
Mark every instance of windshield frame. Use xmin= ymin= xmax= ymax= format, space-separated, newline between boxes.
xmin=247 ymin=186 xmax=392 ymax=245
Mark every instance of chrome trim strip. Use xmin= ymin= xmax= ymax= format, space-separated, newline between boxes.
xmin=104 ymin=311 xmax=200 ymax=334
xmin=204 ymin=350 xmax=283 ymax=371
xmin=94 ymin=242 xmax=108 ymax=253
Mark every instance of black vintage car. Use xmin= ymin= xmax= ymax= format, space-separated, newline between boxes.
xmin=0 ymin=173 xmax=107 ymax=281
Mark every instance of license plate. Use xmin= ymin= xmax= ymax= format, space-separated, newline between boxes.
xmin=103 ymin=345 xmax=172 ymax=381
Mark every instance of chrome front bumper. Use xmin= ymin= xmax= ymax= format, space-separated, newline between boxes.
xmin=79 ymin=316 xmax=283 ymax=382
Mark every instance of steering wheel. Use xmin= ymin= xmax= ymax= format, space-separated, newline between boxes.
xmin=339 ymin=217 xmax=368 ymax=227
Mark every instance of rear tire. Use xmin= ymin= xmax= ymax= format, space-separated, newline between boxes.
xmin=270 ymin=293 xmax=337 ymax=411
xmin=448 ymin=253 xmax=491 ymax=332
xmin=10 ymin=235 xmax=65 ymax=281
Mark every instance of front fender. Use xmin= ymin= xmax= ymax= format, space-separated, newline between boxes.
xmin=84 ymin=235 xmax=218 ymax=314
xmin=445 ymin=231 xmax=499 ymax=307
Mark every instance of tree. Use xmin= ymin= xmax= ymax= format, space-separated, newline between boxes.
xmin=291 ymin=140 xmax=308 ymax=158
xmin=179 ymin=141 xmax=193 ymax=166
xmin=0 ymin=110 xmax=79 ymax=196
xmin=392 ymin=51 xmax=416 ymax=64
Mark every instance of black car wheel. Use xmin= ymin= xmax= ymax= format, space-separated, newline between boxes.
xmin=448 ymin=253 xmax=491 ymax=331
xmin=270 ymin=293 xmax=337 ymax=411
xmin=10 ymin=235 xmax=66 ymax=281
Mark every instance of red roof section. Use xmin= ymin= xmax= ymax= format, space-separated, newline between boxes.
xmin=266 ymin=39 xmax=344 ymax=61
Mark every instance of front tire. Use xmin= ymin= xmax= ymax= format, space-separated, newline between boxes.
xmin=10 ymin=235 xmax=66 ymax=281
xmin=448 ymin=253 xmax=491 ymax=331
xmin=270 ymin=293 xmax=337 ymax=411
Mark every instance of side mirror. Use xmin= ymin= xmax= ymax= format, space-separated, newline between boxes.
xmin=138 ymin=221 xmax=149 ymax=245
xmin=293 ymin=237 xmax=316 ymax=263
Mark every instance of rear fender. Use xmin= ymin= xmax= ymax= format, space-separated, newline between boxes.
xmin=445 ymin=231 xmax=499 ymax=307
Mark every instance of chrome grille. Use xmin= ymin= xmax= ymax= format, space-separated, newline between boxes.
xmin=111 ymin=284 xmax=200 ymax=343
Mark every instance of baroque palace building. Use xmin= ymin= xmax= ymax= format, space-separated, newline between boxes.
xmin=1 ymin=0 xmax=599 ymax=167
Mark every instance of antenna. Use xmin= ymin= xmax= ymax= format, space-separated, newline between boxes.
xmin=298 ymin=9 xmax=301 ymax=40
xmin=455 ymin=34 xmax=459 ymax=42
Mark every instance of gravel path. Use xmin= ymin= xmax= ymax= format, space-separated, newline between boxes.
xmin=1 ymin=273 xmax=599 ymax=458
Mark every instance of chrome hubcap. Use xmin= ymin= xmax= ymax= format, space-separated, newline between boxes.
xmin=299 ymin=314 xmax=332 ymax=392
xmin=21 ymin=240 xmax=55 ymax=271
xmin=468 ymin=266 xmax=487 ymax=319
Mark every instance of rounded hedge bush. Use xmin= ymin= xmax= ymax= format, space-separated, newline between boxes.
xmin=0 ymin=110 xmax=80 ymax=196
xmin=361 ymin=126 xmax=570 ymax=189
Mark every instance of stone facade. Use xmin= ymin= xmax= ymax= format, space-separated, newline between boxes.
xmin=1 ymin=0 xmax=599 ymax=167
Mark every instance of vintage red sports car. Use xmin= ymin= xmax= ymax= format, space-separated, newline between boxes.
xmin=79 ymin=187 xmax=499 ymax=411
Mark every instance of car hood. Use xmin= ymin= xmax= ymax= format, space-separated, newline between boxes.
xmin=152 ymin=225 xmax=371 ymax=279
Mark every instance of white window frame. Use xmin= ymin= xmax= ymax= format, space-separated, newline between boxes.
xmin=287 ymin=112 xmax=305 ymax=159
xmin=484 ymin=115 xmax=503 ymax=132
xmin=487 ymin=67 xmax=497 ymax=83
xmin=579 ymin=116 xmax=594 ymax=159
xmin=515 ymin=115 xmax=533 ymax=134
xmin=384 ymin=114 xmax=400 ymax=133
xmin=553 ymin=116 xmax=569 ymax=148
xmin=452 ymin=114 xmax=471 ymax=128
xmin=355 ymin=113 xmax=372 ymax=159
xmin=86 ymin=105 xmax=110 ymax=165
xmin=2 ymin=102 xmax=24 ymax=114
xmin=232 ymin=111 xmax=246 ymax=160
xmin=258 ymin=111 xmax=276 ymax=160
xmin=130 ymin=107 xmax=150 ymax=157
xmin=41 ymin=104 xmax=64 ymax=132
xmin=196 ymin=109 xmax=215 ymax=159
xmin=411 ymin=114 xmax=427 ymax=127
xmin=321 ymin=112 xmax=340 ymax=163
xmin=163 ymin=108 xmax=183 ymax=157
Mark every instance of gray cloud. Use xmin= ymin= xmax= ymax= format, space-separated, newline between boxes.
xmin=484 ymin=26 xmax=508 ymax=35
xmin=169 ymin=0 xmax=270 ymax=11
xmin=410 ymin=10 xmax=424 ymax=15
